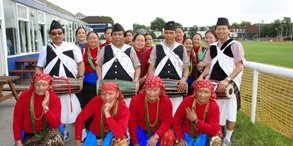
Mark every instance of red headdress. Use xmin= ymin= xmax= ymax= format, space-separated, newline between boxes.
xmin=140 ymin=75 xmax=166 ymax=96
xmin=193 ymin=79 xmax=217 ymax=99
xmin=101 ymin=82 xmax=124 ymax=101
xmin=29 ymin=73 xmax=54 ymax=92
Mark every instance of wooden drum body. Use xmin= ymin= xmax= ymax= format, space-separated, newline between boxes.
xmin=97 ymin=79 xmax=139 ymax=97
xmin=210 ymin=80 xmax=234 ymax=99
xmin=52 ymin=77 xmax=82 ymax=94
xmin=162 ymin=79 xmax=188 ymax=97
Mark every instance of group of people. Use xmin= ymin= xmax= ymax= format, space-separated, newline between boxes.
xmin=12 ymin=17 xmax=245 ymax=146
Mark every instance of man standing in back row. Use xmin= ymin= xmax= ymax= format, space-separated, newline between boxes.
xmin=35 ymin=20 xmax=85 ymax=141
xmin=148 ymin=21 xmax=190 ymax=115
xmin=96 ymin=23 xmax=141 ymax=106
xmin=198 ymin=17 xmax=245 ymax=146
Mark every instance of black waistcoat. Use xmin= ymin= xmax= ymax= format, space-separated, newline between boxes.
xmin=209 ymin=39 xmax=234 ymax=81
xmin=103 ymin=45 xmax=132 ymax=81
xmin=155 ymin=44 xmax=184 ymax=80
xmin=45 ymin=43 xmax=75 ymax=78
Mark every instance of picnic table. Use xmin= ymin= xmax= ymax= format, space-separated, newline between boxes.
xmin=0 ymin=76 xmax=19 ymax=102
xmin=10 ymin=58 xmax=38 ymax=81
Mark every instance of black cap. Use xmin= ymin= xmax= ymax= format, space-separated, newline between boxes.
xmin=49 ymin=20 xmax=64 ymax=33
xmin=164 ymin=21 xmax=176 ymax=31
xmin=112 ymin=23 xmax=125 ymax=33
xmin=216 ymin=17 xmax=230 ymax=26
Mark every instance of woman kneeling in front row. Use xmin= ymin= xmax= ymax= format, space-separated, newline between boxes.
xmin=13 ymin=73 xmax=64 ymax=146
xmin=174 ymin=80 xmax=222 ymax=146
xmin=129 ymin=75 xmax=175 ymax=146
xmin=75 ymin=82 xmax=129 ymax=146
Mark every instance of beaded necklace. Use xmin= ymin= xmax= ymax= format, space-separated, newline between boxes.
xmin=144 ymin=96 xmax=160 ymax=138
xmin=29 ymin=94 xmax=48 ymax=140
xmin=100 ymin=99 xmax=119 ymax=140
xmin=190 ymin=98 xmax=209 ymax=140
xmin=87 ymin=47 xmax=98 ymax=70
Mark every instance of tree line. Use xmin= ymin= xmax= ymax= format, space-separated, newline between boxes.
xmin=130 ymin=17 xmax=292 ymax=41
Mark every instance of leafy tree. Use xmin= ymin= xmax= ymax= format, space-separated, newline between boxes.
xmin=282 ymin=17 xmax=291 ymax=37
xmin=273 ymin=19 xmax=283 ymax=39
xmin=188 ymin=25 xmax=198 ymax=38
xmin=232 ymin=21 xmax=251 ymax=29
xmin=262 ymin=23 xmax=277 ymax=37
xmin=133 ymin=23 xmax=147 ymax=34
xmin=150 ymin=17 xmax=166 ymax=31
xmin=239 ymin=21 xmax=251 ymax=29
xmin=231 ymin=23 xmax=241 ymax=29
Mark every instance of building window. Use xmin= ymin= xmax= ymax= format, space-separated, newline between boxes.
xmin=36 ymin=11 xmax=45 ymax=51
xmin=4 ymin=0 xmax=18 ymax=56
xmin=18 ymin=20 xmax=29 ymax=53
xmin=17 ymin=4 xmax=31 ymax=54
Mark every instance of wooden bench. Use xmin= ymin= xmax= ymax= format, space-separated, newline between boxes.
xmin=10 ymin=70 xmax=35 ymax=81
xmin=3 ymin=84 xmax=29 ymax=92
xmin=0 ymin=76 xmax=19 ymax=102
xmin=0 ymin=91 xmax=15 ymax=102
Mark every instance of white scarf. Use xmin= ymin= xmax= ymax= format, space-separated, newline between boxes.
xmin=207 ymin=40 xmax=243 ymax=89
xmin=102 ymin=44 xmax=135 ymax=79
xmin=154 ymin=42 xmax=184 ymax=78
xmin=44 ymin=43 xmax=78 ymax=77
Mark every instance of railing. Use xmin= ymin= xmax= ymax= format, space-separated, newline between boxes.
xmin=241 ymin=61 xmax=293 ymax=139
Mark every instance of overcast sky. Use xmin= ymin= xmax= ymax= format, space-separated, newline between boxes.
xmin=48 ymin=0 xmax=292 ymax=30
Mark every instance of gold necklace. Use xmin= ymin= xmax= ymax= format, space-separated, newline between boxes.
xmin=145 ymin=97 xmax=160 ymax=127
xmin=31 ymin=94 xmax=44 ymax=120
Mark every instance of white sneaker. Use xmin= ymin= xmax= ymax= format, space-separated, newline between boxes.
xmin=64 ymin=129 xmax=70 ymax=142
xmin=82 ymin=129 xmax=87 ymax=142
xmin=222 ymin=139 xmax=231 ymax=146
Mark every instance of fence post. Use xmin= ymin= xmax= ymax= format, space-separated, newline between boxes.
xmin=250 ymin=70 xmax=259 ymax=123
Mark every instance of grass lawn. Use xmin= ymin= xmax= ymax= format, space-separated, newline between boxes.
xmin=232 ymin=41 xmax=293 ymax=145
xmin=233 ymin=112 xmax=293 ymax=146
xmin=241 ymin=41 xmax=293 ymax=68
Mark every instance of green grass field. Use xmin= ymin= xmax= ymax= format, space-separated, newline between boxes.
xmin=242 ymin=41 xmax=293 ymax=68
xmin=233 ymin=112 xmax=293 ymax=146
xmin=232 ymin=41 xmax=293 ymax=145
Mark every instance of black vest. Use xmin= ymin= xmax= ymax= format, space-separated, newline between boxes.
xmin=103 ymin=45 xmax=132 ymax=81
xmin=210 ymin=39 xmax=234 ymax=81
xmin=45 ymin=43 xmax=75 ymax=78
xmin=155 ymin=44 xmax=184 ymax=80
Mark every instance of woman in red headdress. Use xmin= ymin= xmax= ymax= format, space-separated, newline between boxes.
xmin=75 ymin=82 xmax=129 ymax=146
xmin=129 ymin=75 xmax=175 ymax=146
xmin=174 ymin=80 xmax=221 ymax=146
xmin=13 ymin=73 xmax=63 ymax=146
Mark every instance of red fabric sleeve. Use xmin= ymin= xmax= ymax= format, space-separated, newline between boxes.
xmin=106 ymin=103 xmax=130 ymax=138
xmin=13 ymin=93 xmax=26 ymax=141
xmin=156 ymin=95 xmax=173 ymax=137
xmin=129 ymin=96 xmax=139 ymax=144
xmin=195 ymin=101 xmax=220 ymax=136
xmin=75 ymin=97 xmax=97 ymax=140
xmin=173 ymin=97 xmax=190 ymax=139
xmin=44 ymin=93 xmax=61 ymax=128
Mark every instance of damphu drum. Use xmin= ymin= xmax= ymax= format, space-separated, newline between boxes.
xmin=97 ymin=79 xmax=139 ymax=97
xmin=162 ymin=78 xmax=188 ymax=97
xmin=210 ymin=80 xmax=234 ymax=99
xmin=52 ymin=77 xmax=83 ymax=94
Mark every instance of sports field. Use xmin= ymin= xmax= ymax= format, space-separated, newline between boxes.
xmin=242 ymin=41 xmax=293 ymax=68
xmin=233 ymin=41 xmax=293 ymax=145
